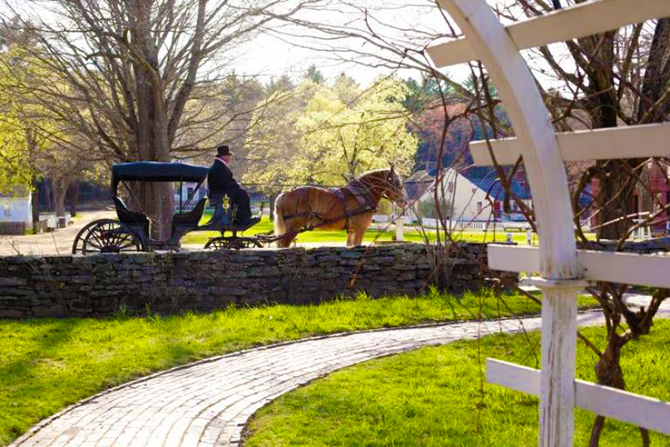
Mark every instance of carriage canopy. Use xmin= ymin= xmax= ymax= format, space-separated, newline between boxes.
xmin=111 ymin=162 xmax=209 ymax=195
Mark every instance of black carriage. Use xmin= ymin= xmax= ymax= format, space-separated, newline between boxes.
xmin=72 ymin=161 xmax=264 ymax=255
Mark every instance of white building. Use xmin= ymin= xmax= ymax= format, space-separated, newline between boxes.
xmin=0 ymin=195 xmax=32 ymax=226
xmin=405 ymin=169 xmax=532 ymax=223
xmin=0 ymin=186 xmax=33 ymax=234
xmin=406 ymin=169 xmax=492 ymax=222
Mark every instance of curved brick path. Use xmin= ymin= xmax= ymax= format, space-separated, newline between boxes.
xmin=12 ymin=298 xmax=670 ymax=447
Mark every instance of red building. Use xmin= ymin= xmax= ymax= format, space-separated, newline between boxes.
xmin=590 ymin=163 xmax=670 ymax=234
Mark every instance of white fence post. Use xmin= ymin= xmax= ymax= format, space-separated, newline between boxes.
xmin=395 ymin=209 xmax=404 ymax=242
xmin=528 ymin=279 xmax=586 ymax=445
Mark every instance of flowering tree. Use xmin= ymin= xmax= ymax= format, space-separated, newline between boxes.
xmin=244 ymin=76 xmax=417 ymax=190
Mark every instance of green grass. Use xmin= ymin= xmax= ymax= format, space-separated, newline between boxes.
xmin=181 ymin=215 xmax=541 ymax=246
xmin=0 ymin=290 xmax=597 ymax=446
xmin=245 ymin=319 xmax=670 ymax=447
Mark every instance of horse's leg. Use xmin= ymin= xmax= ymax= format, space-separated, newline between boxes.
xmin=345 ymin=230 xmax=354 ymax=247
xmin=353 ymin=229 xmax=365 ymax=246
xmin=278 ymin=214 xmax=309 ymax=248
xmin=276 ymin=233 xmax=291 ymax=248
xmin=351 ymin=214 xmax=372 ymax=247
xmin=347 ymin=226 xmax=367 ymax=247
xmin=277 ymin=234 xmax=296 ymax=248
xmin=277 ymin=221 xmax=299 ymax=248
xmin=346 ymin=223 xmax=363 ymax=247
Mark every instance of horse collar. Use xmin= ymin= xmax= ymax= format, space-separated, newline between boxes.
xmin=346 ymin=183 xmax=374 ymax=209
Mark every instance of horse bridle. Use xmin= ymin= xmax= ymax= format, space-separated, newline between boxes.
xmin=381 ymin=171 xmax=404 ymax=204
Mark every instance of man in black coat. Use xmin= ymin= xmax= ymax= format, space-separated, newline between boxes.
xmin=208 ymin=145 xmax=253 ymax=224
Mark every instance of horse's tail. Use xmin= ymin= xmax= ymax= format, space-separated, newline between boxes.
xmin=273 ymin=192 xmax=287 ymax=237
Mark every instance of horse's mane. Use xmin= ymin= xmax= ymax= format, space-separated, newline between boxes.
xmin=356 ymin=168 xmax=392 ymax=180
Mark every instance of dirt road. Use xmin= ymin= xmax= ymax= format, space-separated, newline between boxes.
xmin=0 ymin=212 xmax=359 ymax=256
xmin=0 ymin=210 xmax=116 ymax=256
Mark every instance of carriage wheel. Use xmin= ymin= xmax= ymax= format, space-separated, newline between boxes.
xmin=72 ymin=219 xmax=143 ymax=255
xmin=204 ymin=237 xmax=263 ymax=250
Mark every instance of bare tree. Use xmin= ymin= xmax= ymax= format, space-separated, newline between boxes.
xmin=1 ymin=0 xmax=323 ymax=237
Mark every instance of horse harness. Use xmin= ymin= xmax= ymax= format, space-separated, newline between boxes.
xmin=282 ymin=183 xmax=377 ymax=232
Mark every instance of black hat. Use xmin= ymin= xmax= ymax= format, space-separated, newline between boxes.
xmin=216 ymin=145 xmax=231 ymax=157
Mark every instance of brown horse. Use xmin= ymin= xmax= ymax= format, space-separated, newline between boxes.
xmin=273 ymin=168 xmax=405 ymax=247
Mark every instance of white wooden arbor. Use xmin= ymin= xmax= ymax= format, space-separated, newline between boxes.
xmin=426 ymin=1 xmax=670 ymax=445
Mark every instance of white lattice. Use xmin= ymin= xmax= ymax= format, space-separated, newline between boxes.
xmin=426 ymin=1 xmax=670 ymax=445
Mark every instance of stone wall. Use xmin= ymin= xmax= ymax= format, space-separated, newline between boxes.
xmin=0 ymin=243 xmax=514 ymax=319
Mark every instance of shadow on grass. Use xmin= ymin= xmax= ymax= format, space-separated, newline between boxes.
xmin=0 ymin=318 xmax=84 ymax=441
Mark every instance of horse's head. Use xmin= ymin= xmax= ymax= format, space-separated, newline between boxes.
xmin=355 ymin=167 xmax=406 ymax=207
xmin=380 ymin=166 xmax=406 ymax=206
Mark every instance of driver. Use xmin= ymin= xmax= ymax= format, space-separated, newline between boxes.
xmin=208 ymin=145 xmax=254 ymax=225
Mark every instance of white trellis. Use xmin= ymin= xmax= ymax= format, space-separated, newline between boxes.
xmin=426 ymin=1 xmax=670 ymax=446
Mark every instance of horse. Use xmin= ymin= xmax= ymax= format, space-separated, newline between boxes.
xmin=273 ymin=168 xmax=405 ymax=247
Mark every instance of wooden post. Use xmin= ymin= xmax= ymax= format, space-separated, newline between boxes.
xmin=528 ymin=278 xmax=586 ymax=446
xmin=395 ymin=209 xmax=404 ymax=242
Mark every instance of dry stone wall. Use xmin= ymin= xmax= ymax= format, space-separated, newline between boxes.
xmin=0 ymin=243 xmax=515 ymax=319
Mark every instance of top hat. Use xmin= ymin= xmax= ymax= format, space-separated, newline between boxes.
xmin=216 ymin=145 xmax=232 ymax=157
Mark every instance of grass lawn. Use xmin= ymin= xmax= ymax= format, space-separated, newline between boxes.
xmin=181 ymin=215 xmax=540 ymax=246
xmin=0 ymin=290 xmax=597 ymax=446
xmin=245 ymin=319 xmax=670 ymax=447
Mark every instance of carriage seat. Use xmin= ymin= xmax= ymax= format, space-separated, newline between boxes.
xmin=172 ymin=197 xmax=208 ymax=228
xmin=113 ymin=197 xmax=150 ymax=227
xmin=202 ymin=192 xmax=247 ymax=229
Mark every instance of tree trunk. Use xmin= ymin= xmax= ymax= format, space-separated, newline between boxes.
xmin=575 ymin=31 xmax=641 ymax=240
xmin=129 ymin=181 xmax=174 ymax=242
xmin=46 ymin=178 xmax=55 ymax=212
xmin=54 ymin=178 xmax=71 ymax=217
xmin=129 ymin=0 xmax=173 ymax=240
xmin=595 ymin=159 xmax=641 ymax=240
xmin=268 ymin=193 xmax=279 ymax=221
xmin=68 ymin=182 xmax=80 ymax=217
xmin=31 ymin=176 xmax=40 ymax=234
xmin=589 ymin=336 xmax=625 ymax=447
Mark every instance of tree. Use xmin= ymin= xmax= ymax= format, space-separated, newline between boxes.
xmin=0 ymin=26 xmax=108 ymax=229
xmin=2 ymin=0 xmax=323 ymax=237
xmin=0 ymin=39 xmax=62 ymax=230
xmin=245 ymin=76 xmax=417 ymax=189
xmin=0 ymin=44 xmax=42 ymax=194
xmin=242 ymin=80 xmax=318 ymax=194
xmin=512 ymin=2 xmax=670 ymax=241
xmin=298 ymin=76 xmax=416 ymax=184
xmin=304 ymin=64 xmax=324 ymax=84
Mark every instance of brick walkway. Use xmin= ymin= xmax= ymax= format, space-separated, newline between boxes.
xmin=11 ymin=298 xmax=670 ymax=447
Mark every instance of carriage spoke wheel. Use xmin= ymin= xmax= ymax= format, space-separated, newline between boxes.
xmin=72 ymin=219 xmax=143 ymax=255
xmin=204 ymin=236 xmax=262 ymax=250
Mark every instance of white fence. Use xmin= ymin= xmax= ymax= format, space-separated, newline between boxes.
xmin=0 ymin=196 xmax=32 ymax=226
xmin=419 ymin=218 xmax=531 ymax=232
xmin=427 ymin=1 xmax=670 ymax=446
xmin=373 ymin=215 xmax=595 ymax=235
xmin=371 ymin=214 xmax=412 ymax=224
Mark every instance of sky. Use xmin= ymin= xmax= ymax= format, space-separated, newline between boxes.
xmin=3 ymin=0 xmax=566 ymax=89
xmin=5 ymin=0 xmax=456 ymax=87
xmin=227 ymin=0 xmax=565 ymax=90
xmin=228 ymin=1 xmax=471 ymax=87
